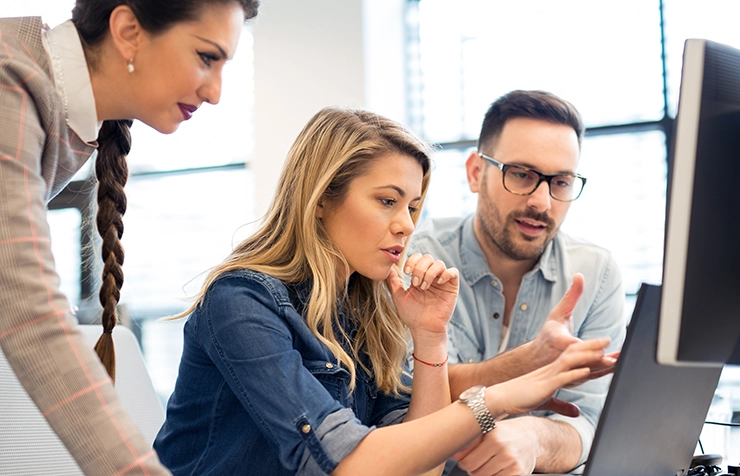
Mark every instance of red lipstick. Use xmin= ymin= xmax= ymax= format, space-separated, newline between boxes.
xmin=178 ymin=103 xmax=198 ymax=120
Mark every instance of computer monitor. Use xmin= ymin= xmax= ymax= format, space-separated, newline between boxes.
xmin=657 ymin=38 xmax=740 ymax=367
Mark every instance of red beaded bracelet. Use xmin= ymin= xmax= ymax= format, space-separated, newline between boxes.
xmin=412 ymin=353 xmax=449 ymax=368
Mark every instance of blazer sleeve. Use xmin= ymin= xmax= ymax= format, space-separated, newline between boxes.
xmin=0 ymin=27 xmax=171 ymax=475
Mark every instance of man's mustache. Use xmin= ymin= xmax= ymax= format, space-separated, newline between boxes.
xmin=509 ymin=210 xmax=555 ymax=229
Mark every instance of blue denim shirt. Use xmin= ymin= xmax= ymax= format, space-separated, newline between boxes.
xmin=407 ymin=216 xmax=626 ymax=466
xmin=154 ymin=270 xmax=410 ymax=475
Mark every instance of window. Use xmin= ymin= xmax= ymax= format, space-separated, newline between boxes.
xmin=407 ymin=0 xmax=669 ymax=299
xmin=120 ymin=168 xmax=255 ymax=319
xmin=408 ymin=0 xmax=740 ymax=301
xmin=47 ymin=209 xmax=82 ymax=307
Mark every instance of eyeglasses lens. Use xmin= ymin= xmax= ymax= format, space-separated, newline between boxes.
xmin=503 ymin=167 xmax=583 ymax=201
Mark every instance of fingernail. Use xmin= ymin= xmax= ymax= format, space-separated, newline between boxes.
xmin=412 ymin=276 xmax=419 ymax=286
xmin=404 ymin=266 xmax=411 ymax=274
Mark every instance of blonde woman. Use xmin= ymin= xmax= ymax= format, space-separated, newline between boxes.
xmin=154 ymin=107 xmax=610 ymax=475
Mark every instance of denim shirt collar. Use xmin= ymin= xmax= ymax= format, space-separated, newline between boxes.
xmin=285 ymin=276 xmax=357 ymax=308
xmin=458 ymin=214 xmax=559 ymax=287
xmin=285 ymin=279 xmax=313 ymax=309
xmin=285 ymin=278 xmax=358 ymax=355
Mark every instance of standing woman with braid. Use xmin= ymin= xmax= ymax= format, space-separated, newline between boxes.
xmin=0 ymin=0 xmax=259 ymax=474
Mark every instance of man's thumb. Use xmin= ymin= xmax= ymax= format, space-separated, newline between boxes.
xmin=547 ymin=273 xmax=585 ymax=323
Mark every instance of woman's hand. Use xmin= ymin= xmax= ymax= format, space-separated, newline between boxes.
xmin=385 ymin=253 xmax=459 ymax=337
xmin=488 ymin=338 xmax=611 ymax=417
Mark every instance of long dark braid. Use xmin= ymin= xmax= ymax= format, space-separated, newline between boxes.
xmin=93 ymin=119 xmax=132 ymax=382
xmin=72 ymin=0 xmax=260 ymax=381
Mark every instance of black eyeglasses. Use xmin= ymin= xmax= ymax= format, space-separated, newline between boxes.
xmin=478 ymin=151 xmax=587 ymax=202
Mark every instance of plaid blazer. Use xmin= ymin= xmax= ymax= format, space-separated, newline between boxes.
xmin=0 ymin=17 xmax=170 ymax=475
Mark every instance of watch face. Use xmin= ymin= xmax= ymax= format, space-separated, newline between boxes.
xmin=460 ymin=385 xmax=485 ymax=401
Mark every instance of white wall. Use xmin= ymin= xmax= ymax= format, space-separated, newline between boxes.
xmin=252 ymin=0 xmax=365 ymax=219
xmin=362 ymin=0 xmax=408 ymax=123
xmin=251 ymin=0 xmax=406 ymax=219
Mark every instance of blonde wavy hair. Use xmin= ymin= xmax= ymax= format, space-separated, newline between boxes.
xmin=177 ymin=107 xmax=432 ymax=395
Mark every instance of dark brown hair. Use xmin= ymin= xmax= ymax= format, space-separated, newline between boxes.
xmin=72 ymin=0 xmax=260 ymax=381
xmin=477 ymin=90 xmax=585 ymax=153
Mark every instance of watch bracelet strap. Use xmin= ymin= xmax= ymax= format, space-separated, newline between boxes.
xmin=469 ymin=397 xmax=497 ymax=434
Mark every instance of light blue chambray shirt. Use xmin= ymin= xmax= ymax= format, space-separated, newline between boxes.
xmin=407 ymin=215 xmax=626 ymax=467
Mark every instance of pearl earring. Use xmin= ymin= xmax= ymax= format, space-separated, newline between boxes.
xmin=126 ymin=58 xmax=135 ymax=73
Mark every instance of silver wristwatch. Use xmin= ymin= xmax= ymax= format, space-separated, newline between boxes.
xmin=459 ymin=385 xmax=497 ymax=434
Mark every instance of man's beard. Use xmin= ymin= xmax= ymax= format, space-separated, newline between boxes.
xmin=478 ymin=177 xmax=557 ymax=261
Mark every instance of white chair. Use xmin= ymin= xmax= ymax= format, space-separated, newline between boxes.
xmin=0 ymin=325 xmax=165 ymax=476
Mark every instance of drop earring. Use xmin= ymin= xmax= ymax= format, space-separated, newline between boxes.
xmin=126 ymin=58 xmax=135 ymax=73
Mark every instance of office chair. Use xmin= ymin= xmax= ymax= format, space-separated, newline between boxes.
xmin=0 ymin=324 xmax=164 ymax=475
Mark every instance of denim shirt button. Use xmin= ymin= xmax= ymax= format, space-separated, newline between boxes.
xmin=325 ymin=362 xmax=334 ymax=369
xmin=491 ymin=280 xmax=499 ymax=287
xmin=520 ymin=303 xmax=528 ymax=311
xmin=301 ymin=424 xmax=311 ymax=434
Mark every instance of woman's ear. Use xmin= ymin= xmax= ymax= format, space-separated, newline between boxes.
xmin=108 ymin=5 xmax=144 ymax=64
xmin=315 ymin=199 xmax=325 ymax=218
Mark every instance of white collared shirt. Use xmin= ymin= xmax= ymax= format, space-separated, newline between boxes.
xmin=41 ymin=20 xmax=100 ymax=144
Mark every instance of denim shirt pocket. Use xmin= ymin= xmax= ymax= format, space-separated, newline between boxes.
xmin=304 ymin=359 xmax=352 ymax=404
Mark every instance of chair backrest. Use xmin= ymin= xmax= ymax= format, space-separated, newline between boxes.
xmin=0 ymin=325 xmax=164 ymax=476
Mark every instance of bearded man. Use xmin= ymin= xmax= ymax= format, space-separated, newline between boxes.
xmin=408 ymin=90 xmax=625 ymax=475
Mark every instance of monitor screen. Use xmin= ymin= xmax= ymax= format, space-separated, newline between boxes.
xmin=657 ymin=38 xmax=740 ymax=367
